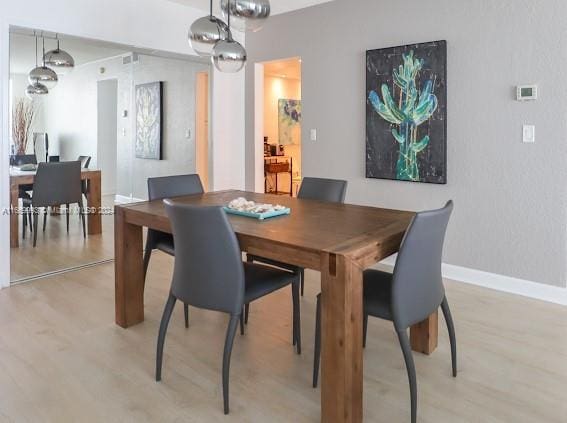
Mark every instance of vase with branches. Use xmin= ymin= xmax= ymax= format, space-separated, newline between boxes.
xmin=11 ymin=98 xmax=37 ymax=155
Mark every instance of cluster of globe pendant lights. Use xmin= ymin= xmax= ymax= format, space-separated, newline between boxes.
xmin=188 ymin=0 xmax=270 ymax=72
xmin=25 ymin=33 xmax=75 ymax=99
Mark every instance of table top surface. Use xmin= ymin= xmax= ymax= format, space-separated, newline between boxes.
xmin=118 ymin=190 xmax=415 ymax=256
xmin=10 ymin=167 xmax=100 ymax=177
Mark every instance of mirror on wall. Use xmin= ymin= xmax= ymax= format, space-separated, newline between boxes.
xmin=8 ymin=26 xmax=211 ymax=284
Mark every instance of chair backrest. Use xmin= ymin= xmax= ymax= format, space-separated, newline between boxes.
xmin=78 ymin=156 xmax=91 ymax=168
xmin=391 ymin=201 xmax=453 ymax=330
xmin=298 ymin=177 xmax=348 ymax=203
xmin=11 ymin=154 xmax=37 ymax=166
xmin=148 ymin=174 xmax=204 ymax=201
xmin=32 ymin=161 xmax=82 ymax=207
xmin=164 ymin=200 xmax=245 ymax=315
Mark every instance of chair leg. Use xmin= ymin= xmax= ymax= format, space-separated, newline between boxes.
xmin=244 ymin=255 xmax=253 ymax=323
xmin=223 ymin=314 xmax=240 ymax=415
xmin=33 ymin=212 xmax=39 ymax=247
xmin=244 ymin=303 xmax=249 ymax=325
xmin=441 ymin=297 xmax=457 ymax=377
xmin=79 ymin=201 xmax=86 ymax=238
xmin=292 ymin=277 xmax=301 ymax=354
xmin=363 ymin=312 xmax=368 ymax=348
xmin=300 ymin=268 xmax=305 ymax=296
xmin=184 ymin=303 xmax=189 ymax=328
xmin=28 ymin=209 xmax=33 ymax=233
xmin=22 ymin=208 xmax=27 ymax=239
xmin=142 ymin=248 xmax=152 ymax=282
xmin=43 ymin=208 xmax=47 ymax=232
xmin=397 ymin=329 xmax=417 ymax=423
xmin=239 ymin=311 xmax=245 ymax=336
xmin=313 ymin=293 xmax=321 ymax=388
xmin=66 ymin=204 xmax=70 ymax=233
xmin=156 ymin=294 xmax=177 ymax=382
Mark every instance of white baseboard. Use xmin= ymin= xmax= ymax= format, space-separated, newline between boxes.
xmin=378 ymin=255 xmax=567 ymax=306
xmin=114 ymin=195 xmax=145 ymax=204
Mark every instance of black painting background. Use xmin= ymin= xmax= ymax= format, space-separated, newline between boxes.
xmin=365 ymin=40 xmax=447 ymax=184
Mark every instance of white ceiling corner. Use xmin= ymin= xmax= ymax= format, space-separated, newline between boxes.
xmin=166 ymin=0 xmax=334 ymax=16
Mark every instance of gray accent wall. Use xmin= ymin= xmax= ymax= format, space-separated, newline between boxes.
xmin=245 ymin=0 xmax=567 ymax=287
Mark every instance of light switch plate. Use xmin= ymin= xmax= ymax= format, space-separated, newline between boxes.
xmin=310 ymin=129 xmax=317 ymax=141
xmin=523 ymin=125 xmax=535 ymax=143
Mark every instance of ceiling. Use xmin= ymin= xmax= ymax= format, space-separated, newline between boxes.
xmin=167 ymin=0 xmax=334 ymax=15
xmin=264 ymin=57 xmax=301 ymax=80
xmin=9 ymin=30 xmax=129 ymax=75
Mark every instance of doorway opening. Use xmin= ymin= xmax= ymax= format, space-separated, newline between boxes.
xmin=195 ymin=71 xmax=210 ymax=191
xmin=97 ymin=79 xmax=118 ymax=196
xmin=255 ymin=57 xmax=302 ymax=196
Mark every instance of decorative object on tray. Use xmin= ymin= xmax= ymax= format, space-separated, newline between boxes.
xmin=224 ymin=197 xmax=290 ymax=220
xmin=366 ymin=40 xmax=447 ymax=184
xmin=278 ymin=99 xmax=301 ymax=145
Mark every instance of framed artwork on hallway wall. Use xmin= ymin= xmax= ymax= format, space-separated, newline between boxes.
xmin=366 ymin=40 xmax=447 ymax=184
xmin=135 ymin=81 xmax=163 ymax=160
xmin=278 ymin=99 xmax=302 ymax=145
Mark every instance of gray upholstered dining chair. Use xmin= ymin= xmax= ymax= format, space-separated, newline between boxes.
xmin=312 ymin=201 xmax=457 ymax=423
xmin=143 ymin=174 xmax=204 ymax=328
xmin=156 ymin=200 xmax=301 ymax=414
xmin=24 ymin=161 xmax=85 ymax=247
xmin=245 ymin=177 xmax=347 ymax=327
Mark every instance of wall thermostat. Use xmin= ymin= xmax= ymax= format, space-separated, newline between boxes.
xmin=516 ymin=85 xmax=538 ymax=101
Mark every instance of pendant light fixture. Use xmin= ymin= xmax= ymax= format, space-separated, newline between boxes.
xmin=188 ymin=0 xmax=230 ymax=56
xmin=44 ymin=34 xmax=75 ymax=74
xmin=25 ymin=35 xmax=49 ymax=99
xmin=29 ymin=37 xmax=58 ymax=89
xmin=220 ymin=0 xmax=270 ymax=32
xmin=212 ymin=1 xmax=247 ymax=73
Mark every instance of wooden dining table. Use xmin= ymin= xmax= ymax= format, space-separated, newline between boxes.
xmin=114 ymin=190 xmax=440 ymax=422
xmin=10 ymin=168 xmax=102 ymax=248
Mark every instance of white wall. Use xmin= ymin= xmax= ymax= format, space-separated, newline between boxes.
xmin=0 ymin=0 xmax=246 ymax=288
xmin=9 ymin=72 xmax=47 ymax=154
xmin=245 ymin=0 xmax=567 ymax=288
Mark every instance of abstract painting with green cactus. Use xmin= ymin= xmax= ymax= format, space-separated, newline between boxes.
xmin=366 ymin=41 xmax=447 ymax=184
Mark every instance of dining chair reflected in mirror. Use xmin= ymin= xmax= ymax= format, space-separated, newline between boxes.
xmin=245 ymin=177 xmax=347 ymax=329
xmin=23 ymin=161 xmax=86 ymax=247
xmin=312 ymin=201 xmax=457 ymax=423
xmin=78 ymin=155 xmax=92 ymax=199
xmin=11 ymin=154 xmax=38 ymax=239
xmin=143 ymin=174 xmax=204 ymax=328
xmin=157 ymin=201 xmax=301 ymax=414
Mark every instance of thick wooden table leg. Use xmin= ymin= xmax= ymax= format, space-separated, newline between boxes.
xmin=86 ymin=172 xmax=102 ymax=235
xmin=320 ymin=252 xmax=363 ymax=423
xmin=410 ymin=311 xmax=439 ymax=354
xmin=10 ymin=182 xmax=19 ymax=248
xmin=114 ymin=207 xmax=144 ymax=328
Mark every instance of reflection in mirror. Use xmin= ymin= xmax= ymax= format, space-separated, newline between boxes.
xmin=8 ymin=26 xmax=211 ymax=284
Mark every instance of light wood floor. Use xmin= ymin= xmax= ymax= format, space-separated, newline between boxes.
xmin=10 ymin=196 xmax=115 ymax=282
xmin=0 ymin=253 xmax=566 ymax=422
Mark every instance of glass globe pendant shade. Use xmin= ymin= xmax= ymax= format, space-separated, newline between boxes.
xmin=25 ymin=82 xmax=48 ymax=100
xmin=188 ymin=15 xmax=230 ymax=56
xmin=220 ymin=0 xmax=270 ymax=32
xmin=44 ymin=39 xmax=75 ymax=74
xmin=212 ymin=38 xmax=247 ymax=73
xmin=28 ymin=66 xmax=58 ymax=89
